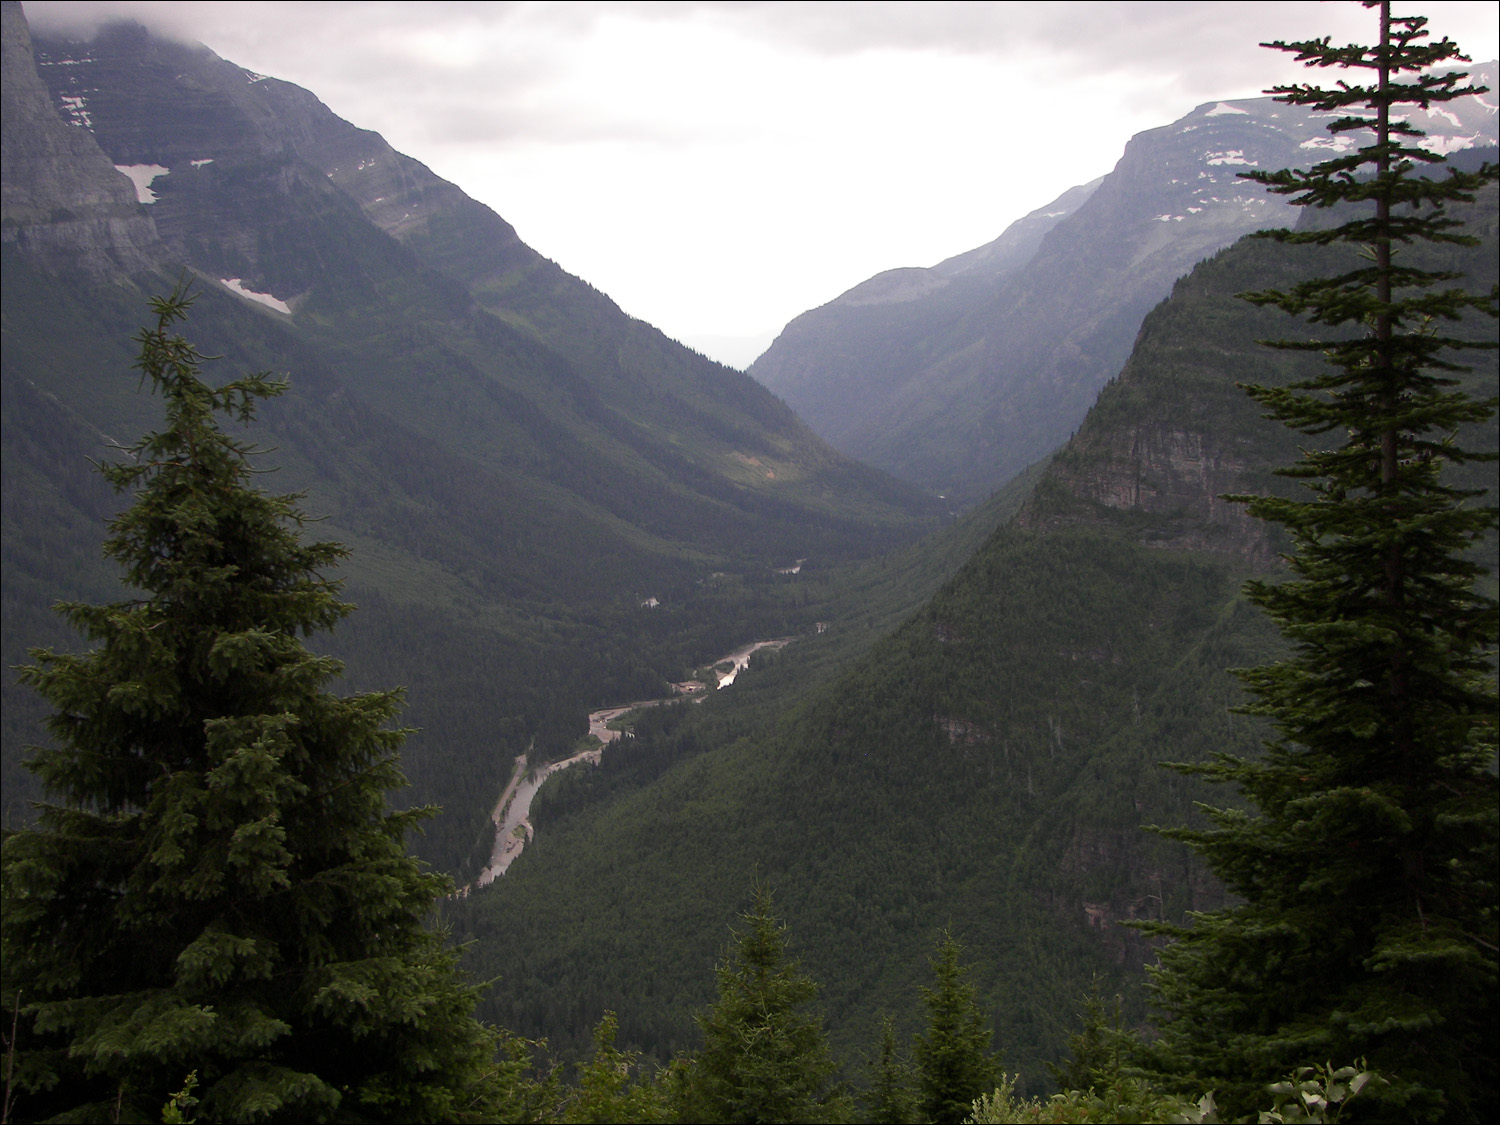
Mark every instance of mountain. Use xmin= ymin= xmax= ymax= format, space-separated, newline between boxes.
xmin=750 ymin=70 xmax=1499 ymax=505
xmin=0 ymin=1 xmax=160 ymax=273
xmin=457 ymin=179 xmax=1498 ymax=1081
xmin=1 ymin=1 xmax=938 ymax=874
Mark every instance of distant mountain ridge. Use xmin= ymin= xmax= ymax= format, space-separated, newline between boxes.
xmin=750 ymin=67 xmax=1499 ymax=504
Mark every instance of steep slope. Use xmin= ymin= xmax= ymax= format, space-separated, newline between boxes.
xmin=459 ymin=184 xmax=1497 ymax=1082
xmin=0 ymin=0 xmax=158 ymax=274
xmin=1 ymin=3 xmax=937 ymax=874
xmin=751 ymin=72 xmax=1498 ymax=504
xmin=747 ymin=179 xmax=1100 ymax=470
xmin=27 ymin=16 xmax=925 ymax=532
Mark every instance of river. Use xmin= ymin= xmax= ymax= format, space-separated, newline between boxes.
xmin=458 ymin=637 xmax=791 ymax=893
xmin=713 ymin=638 xmax=790 ymax=688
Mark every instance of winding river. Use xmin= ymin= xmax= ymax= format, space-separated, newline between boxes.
xmin=460 ymin=637 xmax=791 ymax=893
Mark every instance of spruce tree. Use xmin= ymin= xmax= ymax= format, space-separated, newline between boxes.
xmin=560 ymin=1012 xmax=669 ymax=1124
xmin=0 ymin=289 xmax=505 ymax=1122
xmin=867 ymin=1014 xmax=918 ymax=1125
xmin=677 ymin=885 xmax=851 ymax=1124
xmin=912 ymin=932 xmax=998 ymax=1125
xmin=1047 ymin=980 xmax=1132 ymax=1095
xmin=1143 ymin=4 xmax=1498 ymax=1120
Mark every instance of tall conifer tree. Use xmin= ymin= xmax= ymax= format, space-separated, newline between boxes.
xmin=867 ymin=1015 xmax=918 ymax=1125
xmin=0 ymin=290 xmax=505 ymax=1122
xmin=912 ymin=933 xmax=998 ymax=1125
xmin=677 ymin=886 xmax=851 ymax=1124
xmin=1143 ymin=4 xmax=1498 ymax=1120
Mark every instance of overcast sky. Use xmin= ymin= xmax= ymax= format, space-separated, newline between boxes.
xmin=24 ymin=1 xmax=1500 ymax=368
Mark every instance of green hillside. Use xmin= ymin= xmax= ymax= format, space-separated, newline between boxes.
xmin=1 ymin=6 xmax=937 ymax=877
xmin=456 ymin=187 xmax=1498 ymax=1085
xmin=6 ymin=0 xmax=1493 ymax=1101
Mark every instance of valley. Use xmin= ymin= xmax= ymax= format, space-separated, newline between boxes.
xmin=0 ymin=1 xmax=940 ymax=880
xmin=2 ymin=0 xmax=1495 ymax=1116
xmin=454 ymin=188 xmax=1498 ymax=1078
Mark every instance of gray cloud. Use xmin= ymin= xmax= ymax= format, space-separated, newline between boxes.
xmin=25 ymin=1 xmax=748 ymax=148
xmin=25 ymin=2 xmax=1495 ymax=140
xmin=702 ymin=2 xmax=1496 ymax=102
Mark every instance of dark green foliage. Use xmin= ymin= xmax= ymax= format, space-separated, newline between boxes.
xmin=1144 ymin=7 xmax=1499 ymax=1120
xmin=449 ymin=78 xmax=1491 ymax=1108
xmin=868 ymin=1015 xmax=919 ymax=1125
xmin=481 ymin=1028 xmax=565 ymax=1125
xmin=677 ymin=886 xmax=852 ymax=1124
xmin=914 ymin=933 xmax=999 ymax=1124
xmin=459 ymin=516 xmax=1276 ymax=1079
xmin=0 ymin=290 xmax=503 ymax=1122
xmin=1047 ymin=982 xmax=1135 ymax=1096
xmin=559 ymin=1012 xmax=671 ymax=1124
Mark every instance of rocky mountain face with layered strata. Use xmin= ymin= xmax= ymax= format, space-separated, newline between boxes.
xmin=0 ymin=5 xmax=159 ymax=272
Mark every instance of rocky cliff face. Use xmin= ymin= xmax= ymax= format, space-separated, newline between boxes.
xmin=24 ymin=14 xmax=820 ymax=451
xmin=1035 ymin=421 xmax=1277 ymax=564
xmin=0 ymin=0 xmax=160 ymax=276
xmin=1019 ymin=164 xmax=1499 ymax=568
xmin=26 ymin=16 xmax=542 ymax=298
xmin=1010 ymin=236 xmax=1303 ymax=568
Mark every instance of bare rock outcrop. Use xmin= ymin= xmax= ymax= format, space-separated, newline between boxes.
xmin=1037 ymin=421 xmax=1279 ymax=566
xmin=1 ymin=1 xmax=160 ymax=277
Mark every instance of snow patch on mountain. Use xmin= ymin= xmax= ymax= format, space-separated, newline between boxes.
xmin=1301 ymin=136 xmax=1357 ymax=152
xmin=1205 ymin=102 xmax=1249 ymax=117
xmin=220 ymin=279 xmax=292 ymax=315
xmin=57 ymin=94 xmax=92 ymax=129
xmin=114 ymin=164 xmax=169 ymax=203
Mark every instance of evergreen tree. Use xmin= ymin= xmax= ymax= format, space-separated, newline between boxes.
xmin=560 ymin=1011 xmax=670 ymax=1124
xmin=0 ymin=289 xmax=505 ymax=1122
xmin=913 ymin=932 xmax=999 ymax=1125
xmin=1046 ymin=980 xmax=1133 ymax=1095
xmin=1143 ymin=4 xmax=1498 ymax=1119
xmin=867 ymin=1015 xmax=918 ymax=1125
xmin=677 ymin=885 xmax=851 ymax=1124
